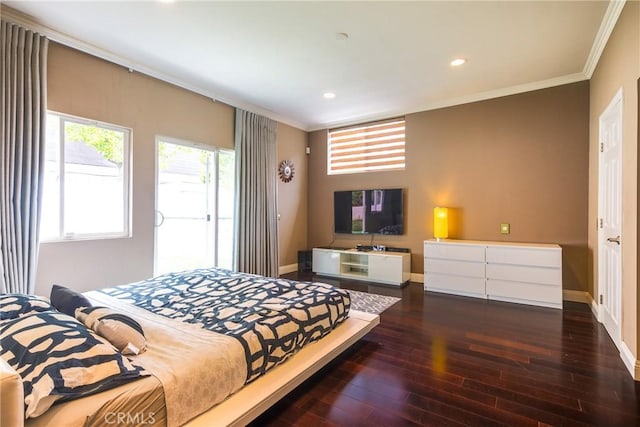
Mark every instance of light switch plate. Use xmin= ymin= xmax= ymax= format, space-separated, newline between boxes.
xmin=500 ymin=223 xmax=510 ymax=234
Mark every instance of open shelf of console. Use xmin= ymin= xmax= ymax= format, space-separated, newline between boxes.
xmin=340 ymin=253 xmax=369 ymax=277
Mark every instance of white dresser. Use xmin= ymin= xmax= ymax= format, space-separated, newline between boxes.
xmin=424 ymin=240 xmax=562 ymax=309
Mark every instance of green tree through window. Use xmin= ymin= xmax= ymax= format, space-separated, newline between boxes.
xmin=65 ymin=122 xmax=124 ymax=165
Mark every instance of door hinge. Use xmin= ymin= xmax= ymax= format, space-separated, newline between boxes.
xmin=206 ymin=214 xmax=211 ymax=222
xmin=600 ymin=142 xmax=604 ymax=152
xmin=599 ymin=218 xmax=603 ymax=229
xmin=599 ymin=295 xmax=603 ymax=304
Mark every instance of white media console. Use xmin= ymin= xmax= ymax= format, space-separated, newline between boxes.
xmin=424 ymin=239 xmax=563 ymax=309
xmin=312 ymin=248 xmax=411 ymax=286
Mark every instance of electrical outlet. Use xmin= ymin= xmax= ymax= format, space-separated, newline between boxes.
xmin=500 ymin=223 xmax=510 ymax=234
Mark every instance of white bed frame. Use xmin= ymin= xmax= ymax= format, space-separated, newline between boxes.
xmin=186 ymin=309 xmax=379 ymax=426
xmin=4 ymin=310 xmax=379 ymax=427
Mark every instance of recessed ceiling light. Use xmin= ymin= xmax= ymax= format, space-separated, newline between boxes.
xmin=323 ymin=92 xmax=336 ymax=99
xmin=450 ymin=58 xmax=467 ymax=67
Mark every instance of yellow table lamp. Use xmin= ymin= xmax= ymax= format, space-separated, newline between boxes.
xmin=434 ymin=207 xmax=449 ymax=241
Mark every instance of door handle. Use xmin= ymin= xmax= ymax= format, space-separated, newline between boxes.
xmin=607 ymin=235 xmax=621 ymax=245
xmin=155 ymin=210 xmax=165 ymax=227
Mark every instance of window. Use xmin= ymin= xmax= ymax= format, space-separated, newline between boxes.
xmin=327 ymin=118 xmax=405 ymax=175
xmin=371 ymin=190 xmax=384 ymax=212
xmin=42 ymin=113 xmax=130 ymax=241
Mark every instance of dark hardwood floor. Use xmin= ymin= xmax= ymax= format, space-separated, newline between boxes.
xmin=250 ymin=272 xmax=640 ymax=426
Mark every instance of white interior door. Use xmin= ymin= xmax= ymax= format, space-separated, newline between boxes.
xmin=598 ymin=88 xmax=623 ymax=349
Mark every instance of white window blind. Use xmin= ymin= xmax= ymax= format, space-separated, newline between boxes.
xmin=328 ymin=119 xmax=405 ymax=175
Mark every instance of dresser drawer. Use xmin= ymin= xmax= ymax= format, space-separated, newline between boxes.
xmin=425 ymin=258 xmax=485 ymax=278
xmin=486 ymin=279 xmax=562 ymax=305
xmin=424 ymin=242 xmax=485 ymax=262
xmin=486 ymin=246 xmax=560 ymax=268
xmin=424 ymin=272 xmax=485 ymax=296
xmin=486 ymin=264 xmax=561 ymax=286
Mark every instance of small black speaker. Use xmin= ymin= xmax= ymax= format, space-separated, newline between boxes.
xmin=298 ymin=250 xmax=312 ymax=272
xmin=386 ymin=247 xmax=410 ymax=253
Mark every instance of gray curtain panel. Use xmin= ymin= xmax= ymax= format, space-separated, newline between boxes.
xmin=234 ymin=109 xmax=279 ymax=278
xmin=0 ymin=20 xmax=49 ymax=294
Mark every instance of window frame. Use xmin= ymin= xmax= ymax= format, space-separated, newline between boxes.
xmin=42 ymin=111 xmax=132 ymax=242
xmin=327 ymin=118 xmax=406 ymax=175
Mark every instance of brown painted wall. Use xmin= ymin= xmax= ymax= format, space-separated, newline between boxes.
xmin=277 ymin=124 xmax=309 ymax=268
xmin=588 ymin=1 xmax=639 ymax=369
xmin=308 ymin=82 xmax=590 ymax=292
xmin=36 ymin=42 xmax=308 ymax=295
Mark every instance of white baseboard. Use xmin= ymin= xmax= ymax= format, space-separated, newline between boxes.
xmin=589 ymin=298 xmax=636 ymax=381
xmin=620 ymin=341 xmax=639 ymax=380
xmin=278 ymin=264 xmax=298 ymax=275
xmin=410 ymin=273 xmax=424 ymax=283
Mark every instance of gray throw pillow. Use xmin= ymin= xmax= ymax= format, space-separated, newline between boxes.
xmin=50 ymin=284 xmax=92 ymax=317
xmin=75 ymin=306 xmax=147 ymax=355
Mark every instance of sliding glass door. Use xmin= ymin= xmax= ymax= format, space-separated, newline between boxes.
xmin=155 ymin=139 xmax=235 ymax=275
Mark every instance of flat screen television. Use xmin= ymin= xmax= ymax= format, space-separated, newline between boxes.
xmin=334 ymin=188 xmax=404 ymax=235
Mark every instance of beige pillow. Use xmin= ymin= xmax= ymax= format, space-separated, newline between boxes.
xmin=75 ymin=307 xmax=147 ymax=355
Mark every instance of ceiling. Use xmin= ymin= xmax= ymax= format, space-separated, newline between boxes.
xmin=3 ymin=1 xmax=617 ymax=131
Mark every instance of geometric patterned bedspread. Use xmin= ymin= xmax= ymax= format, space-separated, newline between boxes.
xmin=97 ymin=268 xmax=351 ymax=383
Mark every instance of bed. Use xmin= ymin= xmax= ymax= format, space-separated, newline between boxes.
xmin=0 ymin=268 xmax=379 ymax=427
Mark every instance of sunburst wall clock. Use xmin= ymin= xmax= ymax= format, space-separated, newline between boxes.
xmin=278 ymin=160 xmax=295 ymax=183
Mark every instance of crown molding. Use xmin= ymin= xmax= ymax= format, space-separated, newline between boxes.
xmin=0 ymin=5 xmax=307 ymax=131
xmin=583 ymin=0 xmax=626 ymax=78
xmin=2 ymin=2 xmax=623 ymax=133
xmin=411 ymin=72 xmax=590 ymax=114
xmin=310 ymin=72 xmax=589 ymax=132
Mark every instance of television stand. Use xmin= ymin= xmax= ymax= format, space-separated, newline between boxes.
xmin=312 ymin=248 xmax=411 ymax=286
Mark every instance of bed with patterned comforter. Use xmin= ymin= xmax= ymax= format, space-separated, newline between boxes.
xmin=98 ymin=267 xmax=352 ymax=383
xmin=4 ymin=267 xmax=353 ymax=427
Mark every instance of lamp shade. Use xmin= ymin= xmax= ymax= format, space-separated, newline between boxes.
xmin=434 ymin=207 xmax=449 ymax=240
